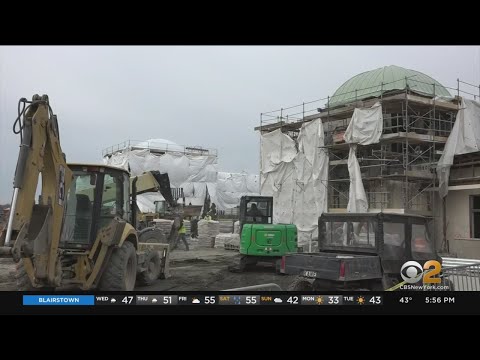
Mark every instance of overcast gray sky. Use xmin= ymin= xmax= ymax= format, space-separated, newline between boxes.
xmin=1 ymin=46 xmax=479 ymax=203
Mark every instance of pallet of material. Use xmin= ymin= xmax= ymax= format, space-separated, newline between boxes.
xmin=224 ymin=243 xmax=240 ymax=251
xmin=221 ymin=233 xmax=240 ymax=251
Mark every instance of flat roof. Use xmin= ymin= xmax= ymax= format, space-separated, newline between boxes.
xmin=68 ymin=163 xmax=129 ymax=174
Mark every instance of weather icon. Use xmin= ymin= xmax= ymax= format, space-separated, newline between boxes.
xmin=152 ymin=298 xmax=158 ymax=303
xmin=274 ymin=298 xmax=283 ymax=303
xmin=192 ymin=298 xmax=200 ymax=304
xmin=110 ymin=298 xmax=116 ymax=303
xmin=356 ymin=296 xmax=366 ymax=305
xmin=316 ymin=296 xmax=324 ymax=305
xmin=233 ymin=296 xmax=241 ymax=305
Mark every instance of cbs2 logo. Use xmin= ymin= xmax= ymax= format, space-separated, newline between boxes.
xmin=400 ymin=260 xmax=441 ymax=284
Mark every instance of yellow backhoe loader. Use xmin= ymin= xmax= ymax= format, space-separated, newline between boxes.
xmin=0 ymin=95 xmax=174 ymax=291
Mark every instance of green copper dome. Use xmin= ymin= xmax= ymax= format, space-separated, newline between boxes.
xmin=329 ymin=65 xmax=451 ymax=107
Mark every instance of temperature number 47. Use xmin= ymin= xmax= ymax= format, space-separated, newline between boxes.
xmin=122 ymin=296 xmax=133 ymax=304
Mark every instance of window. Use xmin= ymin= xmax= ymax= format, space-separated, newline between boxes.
xmin=470 ymin=195 xmax=480 ymax=238
xmin=100 ymin=174 xmax=125 ymax=216
xmin=411 ymin=224 xmax=433 ymax=260
xmin=61 ymin=172 xmax=97 ymax=245
xmin=350 ymin=221 xmax=376 ymax=247
xmin=383 ymin=222 xmax=405 ymax=260
xmin=324 ymin=221 xmax=375 ymax=247
xmin=245 ymin=199 xmax=272 ymax=224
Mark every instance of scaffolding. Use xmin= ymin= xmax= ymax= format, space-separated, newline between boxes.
xmin=256 ymin=76 xmax=480 ymax=217
xmin=102 ymin=139 xmax=218 ymax=158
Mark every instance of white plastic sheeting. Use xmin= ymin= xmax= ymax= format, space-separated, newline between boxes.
xmin=438 ymin=99 xmax=480 ymax=198
xmin=346 ymin=144 xmax=368 ymax=213
xmin=261 ymin=130 xmax=297 ymax=174
xmin=104 ymin=150 xmax=216 ymax=186
xmin=136 ymin=192 xmax=164 ymax=213
xmin=260 ymin=119 xmax=329 ymax=248
xmin=344 ymin=103 xmax=383 ymax=214
xmin=104 ymin=145 xmax=260 ymax=211
xmin=344 ymin=103 xmax=383 ymax=145
xmin=198 ymin=220 xmax=220 ymax=247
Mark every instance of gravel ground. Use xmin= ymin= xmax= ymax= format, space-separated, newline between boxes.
xmin=0 ymin=244 xmax=294 ymax=291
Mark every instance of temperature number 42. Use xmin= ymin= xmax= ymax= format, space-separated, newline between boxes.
xmin=287 ymin=296 xmax=299 ymax=304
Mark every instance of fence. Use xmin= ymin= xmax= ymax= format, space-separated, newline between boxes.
xmin=441 ymin=262 xmax=480 ymax=291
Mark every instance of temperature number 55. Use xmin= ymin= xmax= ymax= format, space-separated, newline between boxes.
xmin=204 ymin=296 xmax=216 ymax=304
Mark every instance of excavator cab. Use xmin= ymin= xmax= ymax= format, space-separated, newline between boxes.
xmin=60 ymin=165 xmax=131 ymax=250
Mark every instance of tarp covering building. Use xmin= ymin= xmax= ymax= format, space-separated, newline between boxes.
xmin=103 ymin=139 xmax=260 ymax=213
xmin=260 ymin=119 xmax=329 ymax=249
xmin=437 ymin=99 xmax=480 ymax=198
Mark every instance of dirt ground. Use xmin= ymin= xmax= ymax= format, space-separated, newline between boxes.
xmin=0 ymin=243 xmax=295 ymax=291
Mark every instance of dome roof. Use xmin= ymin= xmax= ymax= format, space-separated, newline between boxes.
xmin=329 ymin=65 xmax=451 ymax=107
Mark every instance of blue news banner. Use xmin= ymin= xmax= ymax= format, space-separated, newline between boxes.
xmin=23 ymin=295 xmax=95 ymax=306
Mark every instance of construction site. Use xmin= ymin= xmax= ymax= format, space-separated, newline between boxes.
xmin=1 ymin=63 xmax=480 ymax=292
xmin=257 ymin=66 xmax=480 ymax=256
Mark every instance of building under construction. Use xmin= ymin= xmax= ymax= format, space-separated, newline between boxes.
xmin=102 ymin=138 xmax=260 ymax=212
xmin=256 ymin=65 xmax=480 ymax=257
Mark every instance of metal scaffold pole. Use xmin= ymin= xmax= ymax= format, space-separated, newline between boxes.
xmin=405 ymin=77 xmax=409 ymax=210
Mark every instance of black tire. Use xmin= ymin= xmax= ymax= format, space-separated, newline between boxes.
xmin=137 ymin=251 xmax=161 ymax=286
xmin=15 ymin=258 xmax=55 ymax=291
xmin=136 ymin=228 xmax=166 ymax=286
xmin=99 ymin=241 xmax=137 ymax=291
xmin=138 ymin=227 xmax=167 ymax=243
xmin=287 ymin=276 xmax=314 ymax=291
xmin=369 ymin=281 xmax=384 ymax=291
xmin=313 ymin=279 xmax=335 ymax=291
xmin=238 ymin=255 xmax=257 ymax=272
xmin=368 ymin=275 xmax=398 ymax=291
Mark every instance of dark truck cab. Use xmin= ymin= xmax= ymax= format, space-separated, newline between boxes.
xmin=281 ymin=213 xmax=440 ymax=291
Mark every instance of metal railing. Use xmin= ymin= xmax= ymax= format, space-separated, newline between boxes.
xmin=441 ymin=263 xmax=480 ymax=291
xmin=102 ymin=139 xmax=218 ymax=157
xmin=260 ymin=76 xmax=479 ymax=129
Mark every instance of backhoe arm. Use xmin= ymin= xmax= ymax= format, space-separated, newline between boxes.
xmin=132 ymin=171 xmax=176 ymax=207
xmin=4 ymin=95 xmax=72 ymax=286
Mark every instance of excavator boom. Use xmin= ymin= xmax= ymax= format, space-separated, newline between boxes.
xmin=3 ymin=95 xmax=72 ymax=285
